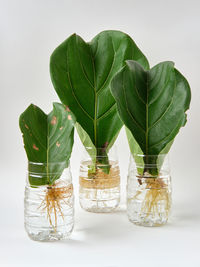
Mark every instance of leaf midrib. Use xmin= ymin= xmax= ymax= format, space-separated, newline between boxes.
xmin=73 ymin=37 xmax=117 ymax=147
xmin=89 ymin=45 xmax=97 ymax=146
xmin=148 ymin=71 xmax=177 ymax=149
xmin=139 ymin=67 xmax=177 ymax=153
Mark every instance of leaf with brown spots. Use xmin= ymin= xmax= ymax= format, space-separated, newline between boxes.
xmin=19 ymin=103 xmax=76 ymax=186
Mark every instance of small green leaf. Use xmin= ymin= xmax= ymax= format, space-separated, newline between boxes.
xmin=19 ymin=103 xmax=75 ymax=185
xmin=125 ymin=127 xmax=144 ymax=175
xmin=76 ymin=122 xmax=96 ymax=159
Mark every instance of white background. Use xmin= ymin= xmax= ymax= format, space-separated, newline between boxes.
xmin=0 ymin=0 xmax=200 ymax=266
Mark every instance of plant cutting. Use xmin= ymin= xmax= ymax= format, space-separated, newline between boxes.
xmin=19 ymin=102 xmax=75 ymax=239
xmin=50 ymin=30 xmax=149 ymax=211
xmin=111 ymin=60 xmax=191 ymax=225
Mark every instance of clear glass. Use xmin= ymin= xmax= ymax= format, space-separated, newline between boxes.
xmin=79 ymin=146 xmax=120 ymax=212
xmin=24 ymin=162 xmax=74 ymax=241
xmin=127 ymin=154 xmax=171 ymax=226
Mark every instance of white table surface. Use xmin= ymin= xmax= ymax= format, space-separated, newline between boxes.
xmin=1 ymin=165 xmax=200 ymax=267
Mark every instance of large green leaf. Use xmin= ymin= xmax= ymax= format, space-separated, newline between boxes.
xmin=111 ymin=60 xmax=191 ymax=174
xmin=19 ymin=103 xmax=75 ymax=185
xmin=50 ymin=30 xmax=149 ymax=158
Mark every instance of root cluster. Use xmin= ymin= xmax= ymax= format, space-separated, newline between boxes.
xmin=134 ymin=175 xmax=171 ymax=219
xmin=39 ymin=182 xmax=73 ymax=231
xmin=80 ymin=165 xmax=120 ymax=189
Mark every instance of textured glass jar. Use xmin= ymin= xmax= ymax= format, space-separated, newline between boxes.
xmin=79 ymin=146 xmax=120 ymax=212
xmin=127 ymin=154 xmax=171 ymax=226
xmin=24 ymin=162 xmax=74 ymax=241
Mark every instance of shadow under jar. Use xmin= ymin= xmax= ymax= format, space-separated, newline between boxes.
xmin=79 ymin=146 xmax=120 ymax=213
xmin=24 ymin=162 xmax=74 ymax=241
xmin=127 ymin=154 xmax=171 ymax=226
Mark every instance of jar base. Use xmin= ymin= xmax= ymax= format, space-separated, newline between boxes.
xmin=79 ymin=186 xmax=120 ymax=213
xmin=80 ymin=199 xmax=120 ymax=213
xmin=127 ymin=210 xmax=169 ymax=227
xmin=25 ymin=227 xmax=73 ymax=242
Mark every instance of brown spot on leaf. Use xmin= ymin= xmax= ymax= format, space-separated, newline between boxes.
xmin=68 ymin=115 xmax=72 ymax=120
xmin=103 ymin=141 xmax=109 ymax=148
xmin=59 ymin=126 xmax=63 ymax=130
xmin=25 ymin=124 xmax=29 ymax=129
xmin=65 ymin=106 xmax=70 ymax=112
xmin=51 ymin=116 xmax=57 ymax=125
xmin=102 ymin=141 xmax=109 ymax=153
xmin=33 ymin=144 xmax=39 ymax=151
xmin=56 ymin=141 xmax=60 ymax=147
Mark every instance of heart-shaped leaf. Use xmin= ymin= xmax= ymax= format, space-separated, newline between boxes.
xmin=19 ymin=103 xmax=75 ymax=185
xmin=111 ymin=60 xmax=191 ymax=174
xmin=50 ymin=30 xmax=149 ymax=159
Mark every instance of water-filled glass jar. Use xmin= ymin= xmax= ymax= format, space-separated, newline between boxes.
xmin=79 ymin=146 xmax=120 ymax=213
xmin=24 ymin=162 xmax=74 ymax=241
xmin=127 ymin=154 xmax=171 ymax=226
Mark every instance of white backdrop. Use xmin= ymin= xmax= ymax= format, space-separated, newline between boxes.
xmin=0 ymin=0 xmax=200 ymax=266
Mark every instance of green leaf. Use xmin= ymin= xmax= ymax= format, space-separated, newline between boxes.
xmin=126 ymin=127 xmax=174 ymax=174
xmin=111 ymin=60 xmax=191 ymax=175
xmin=125 ymin=127 xmax=144 ymax=175
xmin=50 ymin=30 xmax=149 ymax=160
xmin=75 ymin=122 xmax=96 ymax=159
xmin=19 ymin=103 xmax=75 ymax=185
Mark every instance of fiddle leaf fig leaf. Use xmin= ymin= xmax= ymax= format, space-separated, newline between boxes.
xmin=126 ymin=127 xmax=174 ymax=175
xmin=125 ymin=127 xmax=144 ymax=175
xmin=50 ymin=30 xmax=149 ymax=161
xmin=75 ymin=122 xmax=96 ymax=159
xmin=19 ymin=103 xmax=75 ymax=186
xmin=111 ymin=60 xmax=191 ymax=174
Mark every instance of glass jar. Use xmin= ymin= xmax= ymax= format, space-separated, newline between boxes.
xmin=79 ymin=146 xmax=120 ymax=212
xmin=24 ymin=162 xmax=74 ymax=241
xmin=127 ymin=154 xmax=171 ymax=226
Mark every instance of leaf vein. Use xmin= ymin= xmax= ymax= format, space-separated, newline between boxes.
xmin=149 ymin=92 xmax=174 ymax=130
xmin=97 ymin=103 xmax=116 ymax=121
xmin=148 ymin=116 xmax=184 ymax=149
xmin=66 ymin=71 xmax=94 ymax=121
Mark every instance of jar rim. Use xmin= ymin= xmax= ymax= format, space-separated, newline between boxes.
xmin=27 ymin=161 xmax=70 ymax=176
xmin=132 ymin=153 xmax=168 ymax=157
xmin=85 ymin=146 xmax=116 ymax=149
xmin=28 ymin=161 xmax=68 ymax=165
